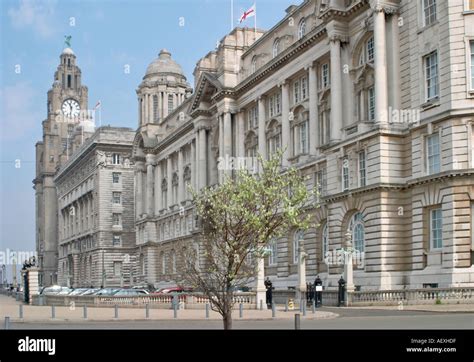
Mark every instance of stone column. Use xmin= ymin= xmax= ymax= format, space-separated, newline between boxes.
xmin=141 ymin=97 xmax=144 ymax=126
xmin=135 ymin=161 xmax=144 ymax=218
xmin=198 ymin=128 xmax=207 ymax=189
xmin=144 ymin=94 xmax=149 ymax=124
xmin=374 ymin=8 xmax=388 ymax=124
xmin=389 ymin=13 xmax=401 ymax=112
xmin=223 ymin=112 xmax=232 ymax=177
xmin=149 ymin=94 xmax=154 ymax=123
xmin=178 ymin=148 xmax=184 ymax=204
xmin=330 ymin=37 xmax=343 ymax=142
xmin=308 ymin=64 xmax=318 ymax=152
xmin=164 ymin=91 xmax=169 ymax=119
xmin=194 ymin=134 xmax=200 ymax=190
xmin=145 ymin=154 xmax=155 ymax=216
xmin=138 ymin=98 xmax=142 ymax=125
xmin=236 ymin=111 xmax=245 ymax=158
xmin=191 ymin=140 xmax=196 ymax=194
xmin=154 ymin=161 xmax=162 ymax=213
xmin=257 ymin=97 xmax=266 ymax=163
xmin=281 ymin=82 xmax=290 ymax=166
xmin=167 ymin=156 xmax=172 ymax=207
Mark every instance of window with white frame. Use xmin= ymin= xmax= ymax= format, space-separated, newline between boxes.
xmin=298 ymin=18 xmax=306 ymax=40
xmin=349 ymin=212 xmax=365 ymax=253
xmin=112 ymin=235 xmax=121 ymax=246
xmin=359 ymin=36 xmax=374 ymax=65
xmin=301 ymin=76 xmax=308 ymax=100
xmin=423 ymin=0 xmax=437 ymax=27
xmin=272 ymin=39 xmax=280 ymax=58
xmin=112 ymin=172 xmax=121 ymax=183
xmin=112 ymin=213 xmax=121 ymax=226
xmin=322 ymin=223 xmax=329 ymax=259
xmin=426 ymin=133 xmax=440 ymax=174
xmin=112 ymin=192 xmax=121 ymax=205
xmin=168 ymin=94 xmax=174 ymax=113
xmin=430 ymin=208 xmax=443 ymax=249
xmin=470 ymin=40 xmax=474 ymax=90
xmin=359 ymin=150 xmax=367 ymax=187
xmin=113 ymin=261 xmax=122 ymax=276
xmin=299 ymin=118 xmax=309 ymax=154
xmin=247 ymin=106 xmax=258 ymax=130
xmin=269 ymin=92 xmax=281 ymax=117
xmin=112 ymin=153 xmax=121 ymax=165
xmin=424 ymin=51 xmax=439 ymax=101
xmin=321 ymin=63 xmax=330 ymax=88
xmin=316 ymin=166 xmax=327 ymax=198
xmin=342 ymin=157 xmax=349 ymax=191
xmin=293 ymin=230 xmax=304 ymax=264
xmin=368 ymin=87 xmax=375 ymax=121
xmin=268 ymin=239 xmax=277 ymax=265
xmin=294 ymin=80 xmax=300 ymax=104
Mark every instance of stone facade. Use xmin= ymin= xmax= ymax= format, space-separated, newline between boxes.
xmin=55 ymin=127 xmax=136 ymax=288
xmin=133 ymin=0 xmax=474 ymax=291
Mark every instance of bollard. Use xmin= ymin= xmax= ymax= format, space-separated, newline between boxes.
xmin=19 ymin=305 xmax=23 ymax=319
xmin=285 ymin=299 xmax=288 ymax=312
xmin=114 ymin=305 xmax=118 ymax=319
xmin=312 ymin=300 xmax=315 ymax=314
xmin=145 ymin=304 xmax=149 ymax=319
xmin=4 ymin=316 xmax=10 ymax=330
xmin=83 ymin=305 xmax=88 ymax=320
xmin=51 ymin=305 xmax=55 ymax=319
xmin=173 ymin=304 xmax=177 ymax=319
xmin=303 ymin=302 xmax=306 ymax=317
xmin=272 ymin=303 xmax=276 ymax=318
xmin=260 ymin=300 xmax=263 ymax=310
xmin=205 ymin=303 xmax=209 ymax=319
xmin=294 ymin=313 xmax=301 ymax=330
xmin=239 ymin=303 xmax=243 ymax=318
xmin=16 ymin=293 xmax=20 ymax=301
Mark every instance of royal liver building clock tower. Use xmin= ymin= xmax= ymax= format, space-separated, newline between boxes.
xmin=33 ymin=45 xmax=89 ymax=286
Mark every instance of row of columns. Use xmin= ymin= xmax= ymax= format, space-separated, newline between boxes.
xmin=135 ymin=143 xmax=197 ymax=218
xmin=139 ymin=91 xmax=186 ymax=125
xmin=60 ymin=194 xmax=94 ymax=239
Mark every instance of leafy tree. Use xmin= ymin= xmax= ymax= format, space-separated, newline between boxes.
xmin=179 ymin=151 xmax=316 ymax=329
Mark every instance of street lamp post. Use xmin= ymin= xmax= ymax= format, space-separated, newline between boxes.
xmin=343 ymin=229 xmax=355 ymax=306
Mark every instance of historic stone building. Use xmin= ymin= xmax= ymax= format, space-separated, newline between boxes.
xmin=133 ymin=0 xmax=474 ymax=292
xmin=55 ymin=127 xmax=136 ymax=288
xmin=34 ymin=47 xmax=137 ymax=287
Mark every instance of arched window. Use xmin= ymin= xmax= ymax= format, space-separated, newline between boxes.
xmin=358 ymin=36 xmax=374 ymax=66
xmin=298 ymin=18 xmax=306 ymax=40
xmin=272 ymin=38 xmax=280 ymax=58
xmin=293 ymin=230 xmax=305 ymax=264
xmin=322 ymin=223 xmax=329 ymax=259
xmin=251 ymin=56 xmax=257 ymax=74
xmin=349 ymin=212 xmax=365 ymax=253
xmin=266 ymin=119 xmax=281 ymax=157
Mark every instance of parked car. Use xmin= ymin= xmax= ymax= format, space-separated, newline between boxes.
xmin=153 ymin=287 xmax=193 ymax=294
xmin=113 ymin=289 xmax=149 ymax=296
xmin=68 ymin=288 xmax=92 ymax=296
xmin=80 ymin=288 xmax=100 ymax=296
xmin=93 ymin=288 xmax=120 ymax=296
xmin=40 ymin=285 xmax=72 ymax=295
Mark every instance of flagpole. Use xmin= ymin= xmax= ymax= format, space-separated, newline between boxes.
xmin=254 ymin=2 xmax=257 ymax=37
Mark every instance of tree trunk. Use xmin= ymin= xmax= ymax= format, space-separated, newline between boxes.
xmin=223 ymin=312 xmax=233 ymax=330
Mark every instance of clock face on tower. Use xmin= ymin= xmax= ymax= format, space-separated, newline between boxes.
xmin=62 ymin=99 xmax=80 ymax=118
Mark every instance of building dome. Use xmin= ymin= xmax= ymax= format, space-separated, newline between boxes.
xmin=62 ymin=47 xmax=74 ymax=55
xmin=144 ymin=49 xmax=184 ymax=78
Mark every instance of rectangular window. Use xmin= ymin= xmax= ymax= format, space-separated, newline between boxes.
xmin=423 ymin=0 xmax=437 ymax=26
xmin=424 ymin=51 xmax=439 ymax=101
xmin=113 ymin=261 xmax=122 ymax=276
xmin=426 ymin=133 xmax=441 ymax=174
xmin=301 ymin=76 xmax=308 ymax=100
xmin=368 ymin=87 xmax=375 ymax=121
xmin=322 ymin=63 xmax=329 ymax=88
xmin=112 ymin=192 xmax=121 ymax=204
xmin=294 ymin=80 xmax=300 ymax=104
xmin=299 ymin=120 xmax=308 ymax=154
xmin=112 ymin=235 xmax=121 ymax=246
xmin=112 ymin=213 xmax=121 ymax=226
xmin=168 ymin=95 xmax=174 ymax=113
xmin=470 ymin=41 xmax=474 ymax=90
xmin=342 ymin=157 xmax=349 ymax=191
xmin=112 ymin=172 xmax=121 ymax=183
xmin=316 ymin=167 xmax=327 ymax=198
xmin=430 ymin=208 xmax=443 ymax=249
xmin=359 ymin=151 xmax=367 ymax=187
xmin=367 ymin=37 xmax=375 ymax=62
xmin=269 ymin=239 xmax=277 ymax=266
xmin=112 ymin=153 xmax=121 ymax=165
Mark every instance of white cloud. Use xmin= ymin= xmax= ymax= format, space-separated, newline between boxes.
xmin=0 ymin=82 xmax=41 ymax=141
xmin=8 ymin=0 xmax=57 ymax=38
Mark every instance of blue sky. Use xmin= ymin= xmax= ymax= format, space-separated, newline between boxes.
xmin=0 ymin=0 xmax=300 ymax=279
